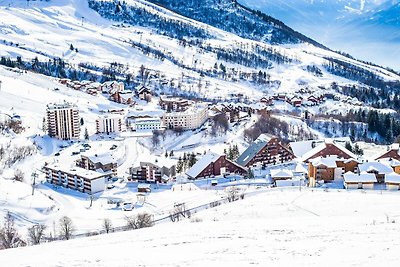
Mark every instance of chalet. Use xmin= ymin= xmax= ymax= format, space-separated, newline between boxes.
xmin=301 ymin=139 xmax=357 ymax=163
xmin=102 ymin=81 xmax=124 ymax=94
xmin=308 ymin=156 xmax=359 ymax=182
xmin=307 ymin=95 xmax=320 ymax=105
xmin=289 ymin=97 xmax=302 ymax=107
xmin=44 ymin=165 xmax=107 ymax=194
xmin=277 ymin=93 xmax=287 ymax=101
xmin=377 ymin=158 xmax=400 ymax=174
xmin=385 ymin=172 xmax=400 ymax=190
xmin=343 ymin=172 xmax=376 ymax=189
xmin=289 ymin=137 xmax=352 ymax=159
xmin=375 ymin=143 xmax=400 ymax=161
xmin=236 ymin=134 xmax=295 ymax=168
xmin=77 ymin=154 xmax=118 ymax=176
xmin=260 ymin=96 xmax=273 ymax=106
xmin=358 ymin=161 xmax=393 ymax=183
xmin=130 ymin=162 xmax=176 ymax=183
xmin=136 ymin=85 xmax=152 ymax=101
xmin=270 ymin=169 xmax=293 ymax=184
xmin=186 ymin=153 xmax=246 ymax=179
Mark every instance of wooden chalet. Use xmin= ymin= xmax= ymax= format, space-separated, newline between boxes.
xmin=236 ymin=134 xmax=295 ymax=168
xmin=186 ymin=153 xmax=246 ymax=179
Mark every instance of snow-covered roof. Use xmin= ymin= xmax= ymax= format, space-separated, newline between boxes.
xmin=377 ymin=158 xmax=400 ymax=167
xmin=46 ymin=164 xmax=107 ymax=180
xmin=270 ymin=169 xmax=293 ymax=179
xmin=290 ymin=138 xmax=352 ymax=159
xmin=385 ymin=172 xmax=400 ymax=184
xmin=309 ymin=156 xmax=338 ymax=168
xmin=344 ymin=172 xmax=377 ymax=183
xmin=301 ymin=140 xmax=357 ymax=162
xmin=186 ymin=153 xmax=221 ymax=178
xmin=358 ymin=162 xmax=393 ymax=174
xmin=294 ymin=163 xmax=308 ymax=174
xmin=82 ymin=153 xmax=117 ymax=165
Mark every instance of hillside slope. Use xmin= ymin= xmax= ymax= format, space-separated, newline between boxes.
xmin=1 ymin=189 xmax=400 ymax=266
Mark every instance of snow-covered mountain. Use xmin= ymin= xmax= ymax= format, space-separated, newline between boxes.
xmin=239 ymin=0 xmax=400 ymax=70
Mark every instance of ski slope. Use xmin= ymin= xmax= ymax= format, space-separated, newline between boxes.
xmin=1 ymin=188 xmax=400 ymax=266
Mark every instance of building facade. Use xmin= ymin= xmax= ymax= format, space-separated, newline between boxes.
xmin=186 ymin=153 xmax=246 ymax=179
xmin=162 ymin=105 xmax=208 ymax=130
xmin=44 ymin=165 xmax=107 ymax=194
xmin=96 ymin=115 xmax=123 ymax=134
xmin=46 ymin=102 xmax=80 ymax=140
xmin=129 ymin=162 xmax=176 ymax=183
xmin=159 ymin=96 xmax=190 ymax=112
xmin=129 ymin=117 xmax=162 ymax=132
xmin=77 ymin=155 xmax=118 ymax=176
xmin=236 ymin=134 xmax=295 ymax=168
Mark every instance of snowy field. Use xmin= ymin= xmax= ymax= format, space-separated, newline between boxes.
xmin=1 ymin=187 xmax=400 ymax=266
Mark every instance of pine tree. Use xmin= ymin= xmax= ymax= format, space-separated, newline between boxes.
xmin=42 ymin=117 xmax=47 ymax=133
xmin=84 ymin=128 xmax=89 ymax=140
xmin=169 ymin=150 xmax=174 ymax=157
xmin=176 ymin=157 xmax=183 ymax=173
xmin=165 ymin=151 xmax=168 ymax=158
xmin=188 ymin=153 xmax=197 ymax=168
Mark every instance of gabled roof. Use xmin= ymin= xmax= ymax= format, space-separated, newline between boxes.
xmin=270 ymin=169 xmax=293 ymax=179
xmin=186 ymin=153 xmax=221 ymax=178
xmin=136 ymin=85 xmax=151 ymax=94
xmin=301 ymin=139 xmax=357 ymax=162
xmin=358 ymin=162 xmax=393 ymax=174
xmin=385 ymin=172 xmax=400 ymax=184
xmin=290 ymin=137 xmax=351 ymax=158
xmin=377 ymin=157 xmax=400 ymax=167
xmin=309 ymin=156 xmax=338 ymax=168
xmin=344 ymin=171 xmax=377 ymax=183
xmin=236 ymin=134 xmax=275 ymax=166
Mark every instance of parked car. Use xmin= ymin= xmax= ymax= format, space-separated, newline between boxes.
xmin=122 ymin=202 xmax=134 ymax=211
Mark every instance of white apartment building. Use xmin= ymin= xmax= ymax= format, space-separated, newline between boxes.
xmin=129 ymin=117 xmax=162 ymax=132
xmin=162 ymin=105 xmax=208 ymax=130
xmin=96 ymin=115 xmax=123 ymax=134
xmin=46 ymin=102 xmax=80 ymax=140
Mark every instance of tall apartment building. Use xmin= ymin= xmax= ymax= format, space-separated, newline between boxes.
xmin=46 ymin=102 xmax=80 ymax=140
xmin=162 ymin=105 xmax=208 ymax=130
xmin=96 ymin=115 xmax=123 ymax=134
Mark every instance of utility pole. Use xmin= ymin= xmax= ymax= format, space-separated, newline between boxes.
xmin=31 ymin=171 xmax=38 ymax=195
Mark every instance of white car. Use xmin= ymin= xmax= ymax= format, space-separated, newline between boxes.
xmin=122 ymin=202 xmax=134 ymax=211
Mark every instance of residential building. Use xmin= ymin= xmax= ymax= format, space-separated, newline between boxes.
xmin=289 ymin=137 xmax=351 ymax=159
xmin=301 ymin=139 xmax=357 ymax=163
xmin=343 ymin=172 xmax=376 ymax=189
xmin=385 ymin=172 xmax=400 ymax=190
xmin=46 ymin=102 xmax=80 ymax=140
xmin=44 ymin=164 xmax=107 ymax=194
xmin=186 ymin=153 xmax=246 ymax=179
xmin=162 ymin=105 xmax=208 ymax=130
xmin=128 ymin=117 xmax=162 ymax=132
xmin=358 ymin=161 xmax=393 ymax=183
xmin=159 ymin=95 xmax=190 ymax=112
xmin=129 ymin=162 xmax=176 ymax=183
xmin=77 ymin=154 xmax=118 ymax=176
xmin=308 ymin=156 xmax=359 ymax=182
xmin=269 ymin=169 xmax=294 ymax=184
xmin=236 ymin=134 xmax=295 ymax=168
xmin=96 ymin=115 xmax=124 ymax=134
xmin=136 ymin=85 xmax=152 ymax=101
xmin=375 ymin=143 xmax=400 ymax=161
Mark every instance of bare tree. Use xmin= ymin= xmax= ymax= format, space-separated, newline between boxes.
xmin=13 ymin=169 xmax=24 ymax=182
xmin=102 ymin=218 xmax=112 ymax=234
xmin=226 ymin=186 xmax=239 ymax=202
xmin=125 ymin=213 xmax=154 ymax=230
xmin=27 ymin=224 xmax=47 ymax=245
xmin=58 ymin=216 xmax=74 ymax=240
xmin=169 ymin=203 xmax=190 ymax=222
xmin=0 ymin=212 xmax=25 ymax=249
